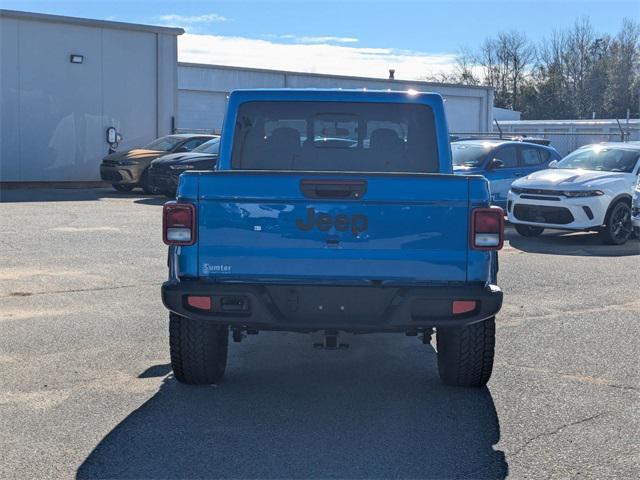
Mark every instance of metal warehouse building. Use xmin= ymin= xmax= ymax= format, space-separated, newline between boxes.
xmin=177 ymin=63 xmax=494 ymax=135
xmin=1 ymin=9 xmax=493 ymax=184
xmin=0 ymin=10 xmax=183 ymax=183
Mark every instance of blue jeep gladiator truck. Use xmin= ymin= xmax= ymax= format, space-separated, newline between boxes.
xmin=161 ymin=89 xmax=504 ymax=387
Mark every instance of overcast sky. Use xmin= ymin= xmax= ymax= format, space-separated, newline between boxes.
xmin=3 ymin=0 xmax=638 ymax=79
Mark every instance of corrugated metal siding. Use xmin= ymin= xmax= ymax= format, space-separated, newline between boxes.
xmin=177 ymin=63 xmax=493 ymax=135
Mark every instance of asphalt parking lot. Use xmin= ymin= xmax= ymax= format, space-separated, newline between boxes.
xmin=1 ymin=188 xmax=638 ymax=479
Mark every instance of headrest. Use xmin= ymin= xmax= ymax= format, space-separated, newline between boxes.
xmin=370 ymin=128 xmax=403 ymax=149
xmin=268 ymin=127 xmax=301 ymax=147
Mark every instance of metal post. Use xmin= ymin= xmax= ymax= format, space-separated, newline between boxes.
xmin=494 ymin=119 xmax=503 ymax=139
xmin=616 ymin=118 xmax=625 ymax=142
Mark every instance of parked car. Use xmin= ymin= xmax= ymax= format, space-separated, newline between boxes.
xmin=161 ymin=89 xmax=505 ymax=388
xmin=452 ymin=139 xmax=561 ymax=208
xmin=148 ymin=137 xmax=220 ymax=197
xmin=100 ymin=134 xmax=216 ymax=193
xmin=508 ymin=143 xmax=640 ymax=245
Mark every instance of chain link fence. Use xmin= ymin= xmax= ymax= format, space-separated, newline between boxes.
xmin=450 ymin=131 xmax=635 ymax=156
xmin=452 ymin=119 xmax=640 ymax=156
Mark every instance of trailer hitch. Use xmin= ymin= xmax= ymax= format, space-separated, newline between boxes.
xmin=313 ymin=330 xmax=349 ymax=350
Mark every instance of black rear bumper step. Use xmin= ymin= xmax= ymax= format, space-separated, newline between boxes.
xmin=161 ymin=281 xmax=503 ymax=332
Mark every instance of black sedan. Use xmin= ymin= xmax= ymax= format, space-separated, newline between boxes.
xmin=147 ymin=137 xmax=220 ymax=197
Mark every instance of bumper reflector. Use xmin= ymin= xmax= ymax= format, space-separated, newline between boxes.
xmin=166 ymin=227 xmax=192 ymax=243
xmin=452 ymin=300 xmax=477 ymax=315
xmin=187 ymin=295 xmax=211 ymax=310
xmin=474 ymin=233 xmax=501 ymax=247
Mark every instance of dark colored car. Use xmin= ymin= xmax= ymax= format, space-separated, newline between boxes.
xmin=452 ymin=139 xmax=561 ymax=208
xmin=148 ymin=137 xmax=220 ymax=197
xmin=100 ymin=134 xmax=216 ymax=193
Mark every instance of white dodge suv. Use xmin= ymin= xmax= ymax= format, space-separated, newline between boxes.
xmin=507 ymin=143 xmax=640 ymax=245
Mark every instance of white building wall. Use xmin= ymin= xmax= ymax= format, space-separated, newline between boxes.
xmin=493 ymin=107 xmax=521 ymax=121
xmin=0 ymin=10 xmax=182 ymax=182
xmin=177 ymin=63 xmax=494 ymax=134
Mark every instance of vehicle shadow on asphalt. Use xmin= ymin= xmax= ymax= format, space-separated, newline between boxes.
xmin=77 ymin=335 xmax=507 ymax=479
xmin=506 ymin=227 xmax=640 ymax=257
xmin=134 ymin=197 xmax=172 ymax=206
xmin=0 ymin=188 xmax=162 ymax=203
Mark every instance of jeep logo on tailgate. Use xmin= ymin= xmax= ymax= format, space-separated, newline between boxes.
xmin=296 ymin=208 xmax=368 ymax=236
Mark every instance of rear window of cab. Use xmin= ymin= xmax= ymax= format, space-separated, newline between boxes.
xmin=231 ymin=101 xmax=439 ymax=173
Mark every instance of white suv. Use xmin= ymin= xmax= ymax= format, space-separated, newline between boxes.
xmin=507 ymin=143 xmax=640 ymax=245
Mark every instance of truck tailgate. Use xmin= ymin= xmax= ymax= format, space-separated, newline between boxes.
xmin=194 ymin=172 xmax=473 ymax=284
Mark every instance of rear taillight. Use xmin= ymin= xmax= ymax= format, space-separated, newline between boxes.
xmin=471 ymin=207 xmax=504 ymax=250
xmin=163 ymin=202 xmax=196 ymax=246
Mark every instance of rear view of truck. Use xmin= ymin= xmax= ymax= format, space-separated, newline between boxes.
xmin=162 ymin=89 xmax=504 ymax=387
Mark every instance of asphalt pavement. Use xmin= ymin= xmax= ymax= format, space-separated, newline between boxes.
xmin=0 ymin=188 xmax=638 ymax=479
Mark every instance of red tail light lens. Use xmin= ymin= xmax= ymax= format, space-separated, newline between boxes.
xmin=187 ymin=295 xmax=211 ymax=310
xmin=471 ymin=208 xmax=504 ymax=250
xmin=452 ymin=300 xmax=477 ymax=315
xmin=163 ymin=202 xmax=196 ymax=246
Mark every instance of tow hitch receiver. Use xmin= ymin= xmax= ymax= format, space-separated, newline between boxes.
xmin=313 ymin=330 xmax=349 ymax=350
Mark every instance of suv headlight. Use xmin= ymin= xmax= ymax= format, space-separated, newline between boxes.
xmin=562 ymin=190 xmax=604 ymax=197
xmin=169 ymin=164 xmax=195 ymax=170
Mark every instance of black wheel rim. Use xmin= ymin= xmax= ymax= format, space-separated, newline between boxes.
xmin=611 ymin=206 xmax=631 ymax=240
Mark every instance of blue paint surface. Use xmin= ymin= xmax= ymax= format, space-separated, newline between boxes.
xmin=176 ymin=89 xmax=494 ymax=285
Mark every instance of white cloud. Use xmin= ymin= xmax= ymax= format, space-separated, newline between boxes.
xmin=273 ymin=34 xmax=359 ymax=44
xmin=178 ymin=33 xmax=456 ymax=80
xmin=159 ymin=13 xmax=229 ymax=25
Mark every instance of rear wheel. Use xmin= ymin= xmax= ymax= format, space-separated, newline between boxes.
xmin=514 ymin=224 xmax=544 ymax=237
xmin=599 ymin=201 xmax=632 ymax=245
xmin=169 ymin=313 xmax=229 ymax=385
xmin=112 ymin=183 xmax=134 ymax=192
xmin=436 ymin=318 xmax=495 ymax=387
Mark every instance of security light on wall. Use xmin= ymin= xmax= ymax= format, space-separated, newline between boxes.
xmin=70 ymin=54 xmax=84 ymax=64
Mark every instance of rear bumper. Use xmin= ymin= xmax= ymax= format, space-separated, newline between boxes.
xmin=161 ymin=280 xmax=503 ymax=333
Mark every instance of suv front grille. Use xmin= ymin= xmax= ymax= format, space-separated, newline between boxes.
xmin=513 ymin=204 xmax=574 ymax=225
xmin=101 ymin=170 xmax=123 ymax=181
xmin=511 ymin=187 xmax=564 ymax=196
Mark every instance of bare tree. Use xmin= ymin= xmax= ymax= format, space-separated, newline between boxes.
xmin=476 ymin=32 xmax=534 ymax=110
xmin=603 ymin=18 xmax=640 ymax=117
xmin=532 ymin=30 xmax=572 ymax=118
xmin=420 ymin=47 xmax=479 ymax=85
xmin=422 ymin=16 xmax=640 ymax=120
xmin=453 ymin=46 xmax=480 ymax=86
xmin=501 ymin=31 xmax=535 ymax=110
xmin=563 ymin=17 xmax=596 ymax=118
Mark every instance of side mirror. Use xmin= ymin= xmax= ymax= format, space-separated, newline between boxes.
xmin=488 ymin=158 xmax=504 ymax=170
xmin=175 ymin=146 xmax=189 ymax=153
xmin=548 ymin=160 xmax=559 ymax=168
